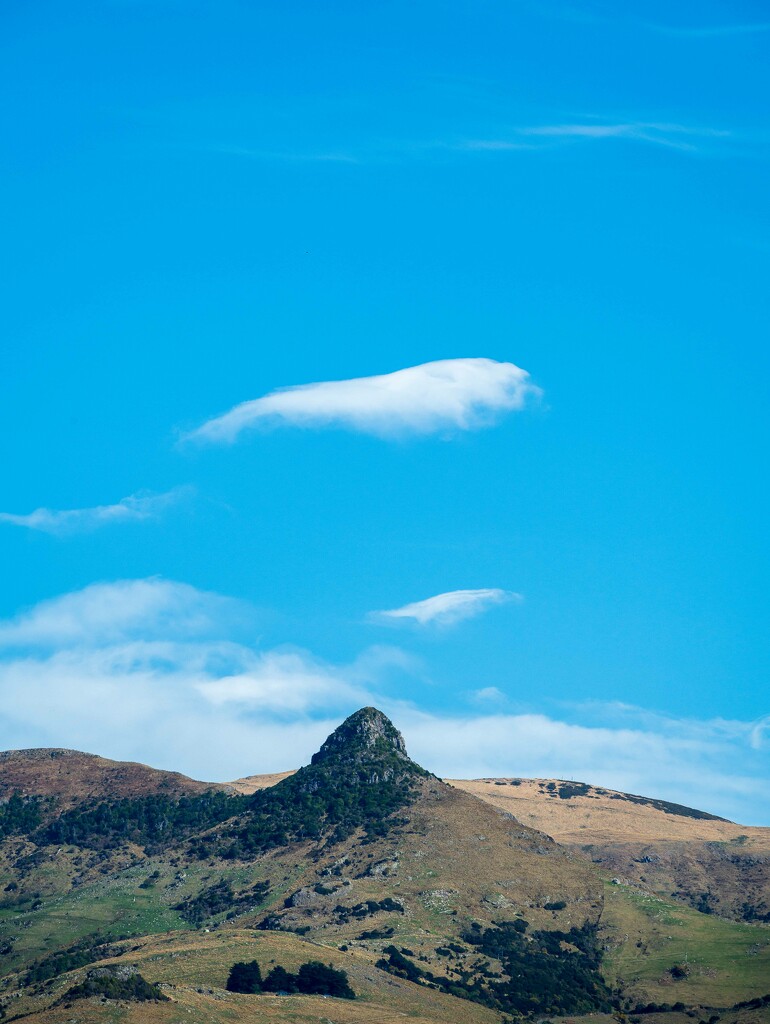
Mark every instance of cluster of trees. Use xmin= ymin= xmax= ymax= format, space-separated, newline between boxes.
xmin=0 ymin=793 xmax=46 ymax=840
xmin=24 ymin=934 xmax=129 ymax=985
xmin=63 ymin=968 xmax=166 ymax=1004
xmin=29 ymin=743 xmax=420 ymax=861
xmin=333 ymin=897 xmax=404 ymax=922
xmin=607 ymin=791 xmax=724 ymax=822
xmin=17 ymin=712 xmax=424 ymax=861
xmin=221 ymin=754 xmax=422 ymax=860
xmin=36 ymin=791 xmax=248 ymax=853
xmin=462 ymin=919 xmax=614 ymax=1016
xmin=225 ymin=959 xmax=355 ymax=999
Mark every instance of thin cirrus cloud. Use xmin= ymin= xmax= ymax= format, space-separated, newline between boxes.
xmin=0 ymin=487 xmax=190 ymax=536
xmin=372 ymin=588 xmax=521 ymax=628
xmin=464 ymin=122 xmax=728 ymax=153
xmin=182 ymin=358 xmax=541 ymax=445
xmin=642 ymin=20 xmax=770 ymax=37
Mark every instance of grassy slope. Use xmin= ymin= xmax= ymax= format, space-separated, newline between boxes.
xmin=601 ymin=882 xmax=770 ymax=1007
xmin=8 ymin=928 xmax=500 ymax=1024
xmin=447 ymin=779 xmax=770 ymax=847
xmin=0 ymin=749 xmax=223 ymax=808
xmin=451 ymin=779 xmax=770 ymax=922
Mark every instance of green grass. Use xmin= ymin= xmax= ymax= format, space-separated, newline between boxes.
xmin=601 ymin=882 xmax=770 ymax=1007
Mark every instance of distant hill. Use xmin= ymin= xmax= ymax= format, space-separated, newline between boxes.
xmin=452 ymin=777 xmax=770 ymax=923
xmin=0 ymin=747 xmax=226 ymax=808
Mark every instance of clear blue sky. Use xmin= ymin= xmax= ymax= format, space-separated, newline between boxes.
xmin=2 ymin=0 xmax=768 ymax=823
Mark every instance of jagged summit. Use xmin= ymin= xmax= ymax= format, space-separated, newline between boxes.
xmin=311 ymin=707 xmax=409 ymax=766
xmin=221 ymin=710 xmax=427 ymax=858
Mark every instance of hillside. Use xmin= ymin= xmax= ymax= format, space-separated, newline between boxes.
xmin=451 ymin=778 xmax=770 ymax=922
xmin=0 ymin=748 xmax=225 ymax=808
xmin=1 ymin=709 xmax=769 ymax=1024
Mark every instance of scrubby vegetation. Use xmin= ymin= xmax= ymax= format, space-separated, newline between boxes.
xmin=377 ymin=919 xmax=614 ymax=1017
xmin=28 ymin=710 xmax=426 ymax=860
xmin=0 ymin=793 xmax=46 ymax=839
xmin=221 ymin=710 xmax=427 ymax=859
xmin=225 ymin=958 xmax=355 ymax=998
xmin=63 ymin=966 xmax=167 ymax=1003
xmin=554 ymin=782 xmax=592 ymax=799
xmin=24 ymin=934 xmax=130 ymax=985
xmin=334 ymin=897 xmax=404 ymax=922
xmin=35 ymin=791 xmax=247 ymax=853
xmin=175 ymin=878 xmax=270 ymax=925
xmin=607 ymin=792 xmax=726 ymax=821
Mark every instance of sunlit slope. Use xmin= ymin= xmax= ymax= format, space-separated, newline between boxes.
xmin=452 ymin=778 xmax=770 ymax=921
xmin=6 ymin=928 xmax=500 ymax=1024
xmin=0 ymin=748 xmax=226 ymax=808
xmin=601 ymin=882 xmax=770 ymax=1007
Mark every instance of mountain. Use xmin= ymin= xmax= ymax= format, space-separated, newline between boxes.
xmin=1 ymin=709 xmax=768 ymax=1024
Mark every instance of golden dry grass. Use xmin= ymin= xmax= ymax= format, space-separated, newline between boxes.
xmin=12 ymin=928 xmax=500 ymax=1024
xmin=227 ymin=771 xmax=298 ymax=794
xmin=0 ymin=749 xmax=220 ymax=807
xmin=448 ymin=779 xmax=770 ymax=848
xmin=449 ymin=779 xmax=770 ymax=923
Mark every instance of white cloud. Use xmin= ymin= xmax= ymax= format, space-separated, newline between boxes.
xmin=372 ymin=588 xmax=520 ymax=627
xmin=0 ymin=581 xmax=768 ymax=825
xmin=0 ymin=578 xmax=241 ymax=649
xmin=0 ymin=580 xmax=401 ymax=778
xmin=0 ymin=488 xmax=190 ymax=536
xmin=397 ymin=708 xmax=770 ymax=826
xmin=183 ymin=358 xmax=541 ymax=444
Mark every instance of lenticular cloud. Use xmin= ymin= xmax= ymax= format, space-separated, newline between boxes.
xmin=184 ymin=358 xmax=541 ymax=443
xmin=373 ymin=588 xmax=520 ymax=627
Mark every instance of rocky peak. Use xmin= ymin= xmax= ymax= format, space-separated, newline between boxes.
xmin=311 ymin=708 xmax=410 ymax=767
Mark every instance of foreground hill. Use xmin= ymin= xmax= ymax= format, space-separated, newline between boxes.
xmin=451 ymin=777 xmax=770 ymax=923
xmin=1 ymin=709 xmax=769 ymax=1024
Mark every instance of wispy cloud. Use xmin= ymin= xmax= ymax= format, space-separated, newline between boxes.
xmin=0 ymin=580 xmax=767 ymax=823
xmin=749 ymin=715 xmax=770 ymax=750
xmin=465 ymin=121 xmax=728 ymax=153
xmin=644 ymin=21 xmax=770 ymax=38
xmin=0 ymin=487 xmax=190 ymax=536
xmin=372 ymin=588 xmax=521 ymax=627
xmin=212 ymin=144 xmax=359 ymax=164
xmin=183 ymin=358 xmax=541 ymax=445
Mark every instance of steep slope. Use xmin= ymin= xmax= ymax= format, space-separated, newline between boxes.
xmin=451 ymin=778 xmax=770 ymax=922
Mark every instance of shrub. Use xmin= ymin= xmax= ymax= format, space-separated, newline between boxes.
xmin=226 ymin=960 xmax=263 ymax=993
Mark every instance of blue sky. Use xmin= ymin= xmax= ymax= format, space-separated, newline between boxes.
xmin=1 ymin=0 xmax=768 ymax=823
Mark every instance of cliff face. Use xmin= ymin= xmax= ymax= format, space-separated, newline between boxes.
xmin=311 ymin=707 xmax=409 ymax=765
